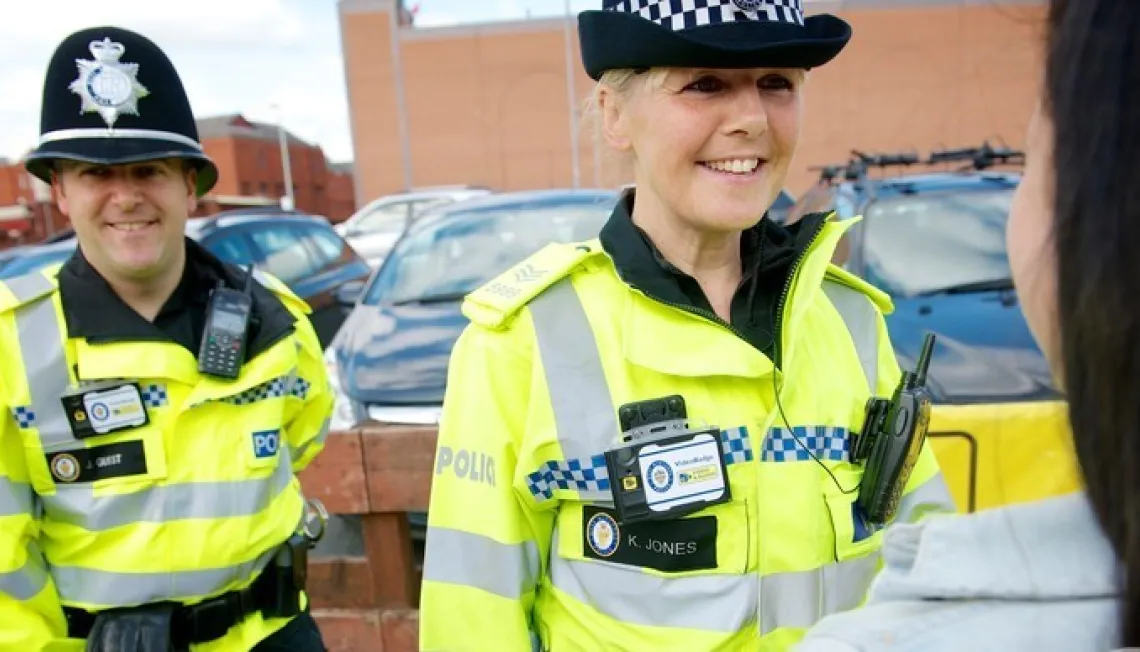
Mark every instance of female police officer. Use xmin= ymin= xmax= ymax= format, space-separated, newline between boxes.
xmin=421 ymin=1 xmax=955 ymax=650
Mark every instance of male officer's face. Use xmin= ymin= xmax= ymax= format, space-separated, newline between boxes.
xmin=53 ymin=158 xmax=197 ymax=281
xmin=604 ymin=67 xmax=804 ymax=233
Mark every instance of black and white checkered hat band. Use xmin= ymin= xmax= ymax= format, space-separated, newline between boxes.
xmin=608 ymin=0 xmax=805 ymax=29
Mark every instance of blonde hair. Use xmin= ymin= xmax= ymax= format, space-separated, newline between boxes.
xmin=580 ymin=68 xmax=670 ymax=176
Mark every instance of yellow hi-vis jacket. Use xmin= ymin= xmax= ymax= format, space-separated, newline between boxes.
xmin=420 ymin=215 xmax=956 ymax=651
xmin=0 ymin=266 xmax=332 ymax=652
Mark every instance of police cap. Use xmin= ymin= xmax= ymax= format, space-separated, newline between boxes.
xmin=24 ymin=26 xmax=218 ymax=196
xmin=578 ymin=0 xmax=853 ymax=81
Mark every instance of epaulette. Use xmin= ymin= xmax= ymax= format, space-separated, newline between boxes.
xmin=463 ymin=239 xmax=602 ymax=330
xmin=0 ymin=267 xmax=60 ymax=314
xmin=824 ymin=264 xmax=894 ymax=315
xmin=252 ymin=269 xmax=312 ymax=316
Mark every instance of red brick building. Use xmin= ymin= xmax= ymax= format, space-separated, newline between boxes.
xmin=339 ymin=0 xmax=1047 ymax=206
xmin=196 ymin=114 xmax=357 ymax=222
xmin=0 ymin=116 xmax=357 ymax=250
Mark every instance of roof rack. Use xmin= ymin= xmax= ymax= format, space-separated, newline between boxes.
xmin=811 ymin=140 xmax=1024 ymax=184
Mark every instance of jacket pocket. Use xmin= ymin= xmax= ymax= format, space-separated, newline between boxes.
xmin=559 ymin=498 xmax=751 ymax=576
xmin=822 ymin=483 xmax=883 ymax=562
xmin=548 ymin=499 xmax=756 ymax=635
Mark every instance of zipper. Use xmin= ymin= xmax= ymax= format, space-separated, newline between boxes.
xmin=771 ymin=217 xmax=829 ymax=370
xmin=754 ymin=215 xmax=826 ymax=638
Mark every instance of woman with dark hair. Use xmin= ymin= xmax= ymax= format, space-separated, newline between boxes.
xmin=793 ymin=1 xmax=1138 ymax=649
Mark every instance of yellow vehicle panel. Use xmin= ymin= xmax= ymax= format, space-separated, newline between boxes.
xmin=927 ymin=400 xmax=1081 ymax=513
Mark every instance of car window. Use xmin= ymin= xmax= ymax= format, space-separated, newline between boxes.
xmin=861 ymin=188 xmax=1015 ymax=297
xmin=247 ymin=225 xmax=322 ymax=285
xmin=365 ymin=200 xmax=613 ymax=305
xmin=354 ymin=202 xmax=410 ymax=235
xmin=298 ymin=224 xmax=352 ymax=268
xmin=202 ymin=232 xmax=257 ymax=266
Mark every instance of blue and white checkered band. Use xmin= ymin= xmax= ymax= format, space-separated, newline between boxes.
xmin=608 ymin=0 xmax=805 ymax=29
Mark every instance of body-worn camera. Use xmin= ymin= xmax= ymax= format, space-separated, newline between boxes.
xmin=851 ymin=333 xmax=937 ymax=527
xmin=604 ymin=395 xmax=731 ymax=525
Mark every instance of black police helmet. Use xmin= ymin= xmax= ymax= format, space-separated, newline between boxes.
xmin=578 ymin=0 xmax=853 ymax=81
xmin=24 ymin=26 xmax=218 ymax=197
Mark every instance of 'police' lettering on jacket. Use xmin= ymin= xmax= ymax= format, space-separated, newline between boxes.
xmin=435 ymin=446 xmax=496 ymax=487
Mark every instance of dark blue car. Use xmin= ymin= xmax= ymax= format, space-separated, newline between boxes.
xmin=325 ymin=188 xmax=619 ymax=431
xmin=782 ymin=148 xmax=1075 ymax=514
xmin=0 ymin=210 xmax=372 ymax=348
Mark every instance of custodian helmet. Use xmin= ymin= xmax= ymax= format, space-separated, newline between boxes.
xmin=24 ymin=25 xmax=218 ymax=196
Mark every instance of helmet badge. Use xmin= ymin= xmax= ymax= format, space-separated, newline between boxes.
xmin=68 ymin=37 xmax=150 ymax=128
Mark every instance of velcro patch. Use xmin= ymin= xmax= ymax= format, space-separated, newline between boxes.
xmin=582 ymin=505 xmax=718 ymax=572
xmin=46 ymin=440 xmax=147 ymax=484
xmin=252 ymin=429 xmax=281 ymax=459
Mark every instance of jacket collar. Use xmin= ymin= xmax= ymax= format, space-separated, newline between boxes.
xmin=59 ymin=237 xmax=295 ymax=355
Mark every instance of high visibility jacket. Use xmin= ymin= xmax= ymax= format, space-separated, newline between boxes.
xmin=420 ymin=215 xmax=956 ymax=651
xmin=0 ymin=266 xmax=332 ymax=652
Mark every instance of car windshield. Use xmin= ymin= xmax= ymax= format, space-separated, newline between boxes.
xmin=861 ymin=188 xmax=1015 ymax=297
xmin=364 ymin=199 xmax=613 ymax=305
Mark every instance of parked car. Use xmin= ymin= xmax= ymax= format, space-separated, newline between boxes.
xmin=783 ymin=145 xmax=1078 ymax=513
xmin=325 ymin=188 xmax=617 ymax=544
xmin=0 ymin=210 xmax=372 ymax=348
xmin=334 ymin=185 xmax=494 ymax=268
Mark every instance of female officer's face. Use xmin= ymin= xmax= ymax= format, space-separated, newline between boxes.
xmin=604 ymin=67 xmax=804 ymax=233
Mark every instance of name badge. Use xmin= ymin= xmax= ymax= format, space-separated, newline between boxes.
xmin=638 ymin=432 xmax=727 ymax=514
xmin=61 ymin=381 xmax=149 ymax=439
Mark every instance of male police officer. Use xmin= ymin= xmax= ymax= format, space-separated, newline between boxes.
xmin=0 ymin=26 xmax=332 ymax=651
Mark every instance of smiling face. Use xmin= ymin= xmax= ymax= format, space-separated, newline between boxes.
xmin=53 ymin=158 xmax=197 ymax=282
xmin=600 ymin=67 xmax=805 ymax=234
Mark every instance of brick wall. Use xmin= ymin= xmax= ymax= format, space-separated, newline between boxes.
xmin=340 ymin=0 xmax=1046 ymax=205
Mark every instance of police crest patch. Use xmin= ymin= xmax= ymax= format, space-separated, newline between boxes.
xmin=69 ymin=37 xmax=150 ymax=128
xmin=586 ymin=511 xmax=620 ymax=557
xmin=50 ymin=453 xmax=81 ymax=483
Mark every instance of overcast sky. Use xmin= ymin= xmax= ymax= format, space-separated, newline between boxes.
xmin=1 ymin=0 xmax=594 ymax=165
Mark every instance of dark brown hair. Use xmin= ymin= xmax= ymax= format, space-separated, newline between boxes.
xmin=1047 ymin=0 xmax=1140 ymax=644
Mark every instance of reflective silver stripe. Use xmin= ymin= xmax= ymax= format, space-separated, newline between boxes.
xmin=10 ymin=276 xmax=73 ymax=451
xmin=758 ymin=553 xmax=881 ymax=634
xmin=0 ymin=543 xmax=50 ymax=601
xmin=530 ymin=631 xmax=543 ymax=652
xmin=529 ymin=279 xmax=616 ymax=501
xmin=53 ymin=546 xmax=277 ymax=608
xmin=38 ymin=128 xmax=204 ymax=151
xmin=550 ymin=533 xmax=879 ymax=634
xmin=422 ymin=526 xmax=540 ymax=600
xmin=896 ymin=471 xmax=955 ymax=523
xmin=3 ymin=272 xmax=54 ymax=303
xmin=822 ymin=280 xmax=879 ymax=393
xmin=291 ymin=417 xmax=330 ymax=462
xmin=548 ymin=531 xmax=757 ymax=632
xmin=0 ymin=477 xmax=33 ymax=518
xmin=42 ymin=448 xmax=296 ymax=531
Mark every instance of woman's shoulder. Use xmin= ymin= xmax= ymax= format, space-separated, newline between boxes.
xmin=795 ymin=597 xmax=1118 ymax=652
xmin=460 ymin=238 xmax=611 ymax=334
xmin=797 ymin=492 xmax=1121 ymax=652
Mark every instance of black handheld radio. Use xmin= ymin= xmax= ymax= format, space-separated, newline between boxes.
xmin=850 ymin=332 xmax=937 ymax=527
xmin=197 ymin=266 xmax=255 ymax=380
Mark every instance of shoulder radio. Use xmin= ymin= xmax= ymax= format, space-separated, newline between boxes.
xmin=851 ymin=332 xmax=937 ymax=527
xmin=198 ymin=266 xmax=256 ymax=380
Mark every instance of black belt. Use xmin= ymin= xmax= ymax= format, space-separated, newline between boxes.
xmin=64 ymin=566 xmax=288 ymax=645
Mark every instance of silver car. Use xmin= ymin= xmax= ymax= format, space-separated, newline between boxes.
xmin=334 ymin=186 xmax=492 ymax=268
